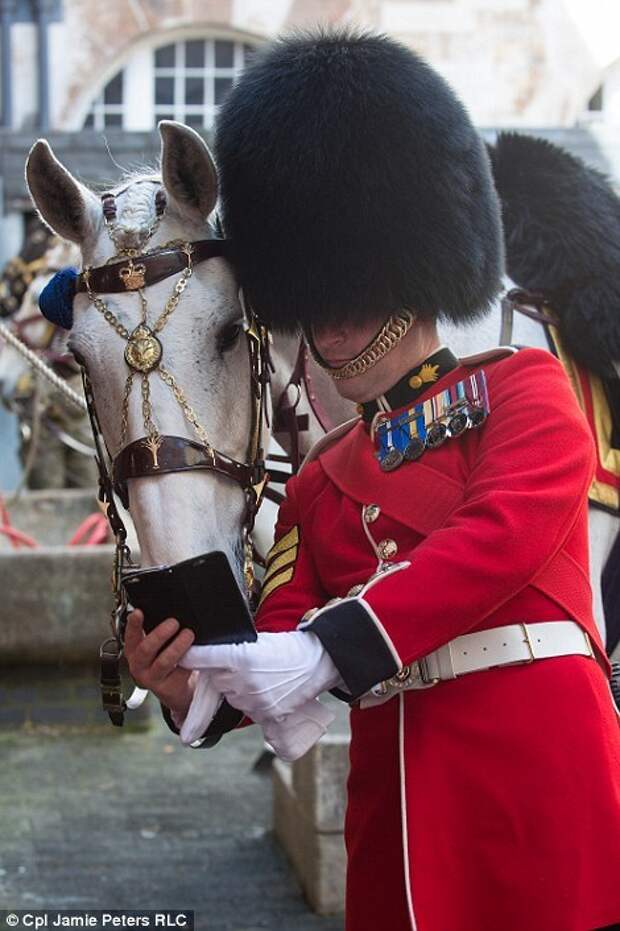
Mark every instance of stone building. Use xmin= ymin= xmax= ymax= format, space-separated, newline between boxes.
xmin=0 ymin=0 xmax=619 ymax=259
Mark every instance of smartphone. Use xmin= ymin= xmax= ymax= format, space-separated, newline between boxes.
xmin=122 ymin=550 xmax=257 ymax=646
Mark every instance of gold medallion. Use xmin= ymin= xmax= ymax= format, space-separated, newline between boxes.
xmin=119 ymin=262 xmax=147 ymax=290
xmin=124 ymin=325 xmax=163 ymax=373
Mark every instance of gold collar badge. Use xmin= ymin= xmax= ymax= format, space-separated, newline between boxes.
xmin=409 ymin=363 xmax=439 ymax=390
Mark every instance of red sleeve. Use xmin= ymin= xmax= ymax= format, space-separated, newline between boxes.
xmin=302 ymin=350 xmax=597 ymax=697
xmin=254 ymin=468 xmax=330 ymax=633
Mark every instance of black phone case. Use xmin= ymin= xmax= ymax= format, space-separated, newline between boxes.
xmin=122 ymin=550 xmax=257 ymax=646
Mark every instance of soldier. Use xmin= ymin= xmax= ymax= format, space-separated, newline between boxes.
xmin=124 ymin=31 xmax=620 ymax=931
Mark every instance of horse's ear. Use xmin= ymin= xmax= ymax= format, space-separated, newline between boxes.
xmin=159 ymin=121 xmax=218 ymax=224
xmin=25 ymin=140 xmax=100 ymax=244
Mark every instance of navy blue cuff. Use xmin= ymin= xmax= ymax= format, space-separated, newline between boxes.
xmin=303 ymin=599 xmax=400 ymax=700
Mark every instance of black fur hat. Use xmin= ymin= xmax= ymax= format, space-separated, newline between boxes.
xmin=215 ymin=29 xmax=504 ymax=334
xmin=488 ymin=131 xmax=620 ymax=378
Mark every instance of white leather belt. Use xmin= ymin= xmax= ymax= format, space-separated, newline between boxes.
xmin=359 ymin=621 xmax=595 ymax=709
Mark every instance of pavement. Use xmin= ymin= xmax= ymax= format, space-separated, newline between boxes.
xmin=0 ymin=711 xmax=344 ymax=931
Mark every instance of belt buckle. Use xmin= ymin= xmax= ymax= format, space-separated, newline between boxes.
xmin=416 ymin=655 xmax=440 ymax=687
xmin=520 ymin=622 xmax=536 ymax=663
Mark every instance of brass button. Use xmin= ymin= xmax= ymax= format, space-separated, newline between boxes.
xmin=377 ymin=538 xmax=398 ymax=560
xmin=363 ymin=504 xmax=381 ymax=524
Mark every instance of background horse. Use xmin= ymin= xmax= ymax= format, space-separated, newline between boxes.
xmin=0 ymin=236 xmax=97 ymax=489
xmin=441 ymin=132 xmax=620 ymax=655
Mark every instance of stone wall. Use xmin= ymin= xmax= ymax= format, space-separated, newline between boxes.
xmin=7 ymin=0 xmax=620 ymax=133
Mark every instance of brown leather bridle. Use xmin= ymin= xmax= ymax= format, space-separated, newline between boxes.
xmin=76 ymin=220 xmax=271 ymax=726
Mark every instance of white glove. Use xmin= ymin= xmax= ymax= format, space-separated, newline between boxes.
xmin=170 ymin=670 xmax=223 ymax=747
xmin=173 ymin=669 xmax=335 ymax=760
xmin=178 ymin=630 xmax=342 ymax=723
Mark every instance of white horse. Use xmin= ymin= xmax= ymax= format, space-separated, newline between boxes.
xmin=24 ymin=121 xmax=353 ymax=580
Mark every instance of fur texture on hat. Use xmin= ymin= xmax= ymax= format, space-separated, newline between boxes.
xmin=488 ymin=131 xmax=620 ymax=378
xmin=215 ymin=29 xmax=504 ymax=334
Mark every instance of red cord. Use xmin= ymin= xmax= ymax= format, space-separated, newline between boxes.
xmin=0 ymin=496 xmax=38 ymax=547
xmin=68 ymin=512 xmax=109 ymax=546
xmin=0 ymin=494 xmax=108 ymax=548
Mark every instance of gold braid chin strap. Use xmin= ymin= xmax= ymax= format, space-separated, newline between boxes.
xmin=311 ymin=310 xmax=416 ymax=380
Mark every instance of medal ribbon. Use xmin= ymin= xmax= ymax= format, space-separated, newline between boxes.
xmin=375 ymin=370 xmax=490 ymax=471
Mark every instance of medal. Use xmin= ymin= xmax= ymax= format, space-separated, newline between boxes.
xmin=374 ymin=369 xmax=490 ymax=472
xmin=380 ymin=447 xmax=404 ymax=471
xmin=403 ymin=436 xmax=425 ymax=461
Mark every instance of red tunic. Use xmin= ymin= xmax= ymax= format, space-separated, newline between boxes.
xmin=255 ymin=348 xmax=620 ymax=931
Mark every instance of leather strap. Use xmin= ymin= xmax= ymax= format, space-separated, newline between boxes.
xmin=359 ymin=621 xmax=595 ymax=708
xmin=112 ymin=434 xmax=255 ymax=509
xmin=76 ymin=240 xmax=231 ymax=294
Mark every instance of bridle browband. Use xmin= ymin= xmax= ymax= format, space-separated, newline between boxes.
xmin=74 ymin=239 xmax=231 ymax=295
xmin=77 ymin=186 xmax=271 ymax=727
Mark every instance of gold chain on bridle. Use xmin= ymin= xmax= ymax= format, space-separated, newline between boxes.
xmin=83 ymin=240 xmax=209 ymax=462
xmin=76 ymin=187 xmax=271 ymax=726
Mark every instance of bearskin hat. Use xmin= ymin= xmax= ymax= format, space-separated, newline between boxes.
xmin=215 ymin=29 xmax=504 ymax=334
xmin=488 ymin=131 xmax=620 ymax=379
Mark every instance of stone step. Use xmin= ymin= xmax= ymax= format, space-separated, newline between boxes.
xmin=0 ymin=661 xmax=152 ymax=729
xmin=0 ymin=487 xmax=139 ymax=550
xmin=272 ymin=720 xmax=351 ymax=915
xmin=0 ymin=488 xmax=101 ymax=547
xmin=273 ymin=754 xmax=347 ymax=915
xmin=0 ymin=544 xmax=118 ymax=663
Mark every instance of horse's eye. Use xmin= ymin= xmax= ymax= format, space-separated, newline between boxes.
xmin=218 ymin=323 xmax=242 ymax=353
xmin=69 ymin=344 xmax=87 ymax=367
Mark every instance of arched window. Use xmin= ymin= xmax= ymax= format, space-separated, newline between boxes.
xmin=153 ymin=38 xmax=255 ymax=129
xmin=81 ymin=36 xmax=256 ymax=132
xmin=83 ymin=71 xmax=125 ymax=129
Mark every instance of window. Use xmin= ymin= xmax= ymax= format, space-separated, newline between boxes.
xmin=83 ymin=71 xmax=125 ymax=129
xmin=153 ymin=39 xmax=255 ymax=129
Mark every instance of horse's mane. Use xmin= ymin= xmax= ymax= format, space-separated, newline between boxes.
xmin=488 ymin=132 xmax=620 ymax=379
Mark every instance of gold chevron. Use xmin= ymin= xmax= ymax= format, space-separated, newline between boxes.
xmin=265 ymin=525 xmax=299 ymax=563
xmin=258 ymin=566 xmax=294 ymax=607
xmin=263 ymin=546 xmax=298 ymax=586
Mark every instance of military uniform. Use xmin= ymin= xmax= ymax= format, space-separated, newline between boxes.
xmin=191 ymin=28 xmax=620 ymax=931
xmin=253 ymin=346 xmax=620 ymax=931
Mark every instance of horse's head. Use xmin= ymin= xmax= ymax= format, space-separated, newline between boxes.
xmin=25 ymin=122 xmax=264 ymax=577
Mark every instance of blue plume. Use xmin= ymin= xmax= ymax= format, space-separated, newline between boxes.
xmin=38 ymin=268 xmax=78 ymax=330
